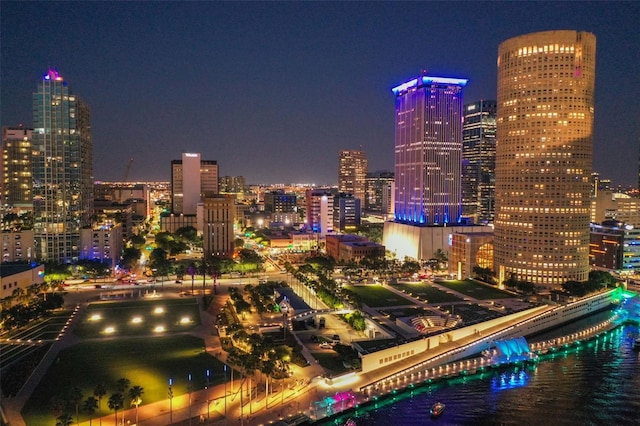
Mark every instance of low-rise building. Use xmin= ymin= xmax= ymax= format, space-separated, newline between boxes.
xmin=448 ymin=232 xmax=494 ymax=279
xmin=1 ymin=263 xmax=44 ymax=301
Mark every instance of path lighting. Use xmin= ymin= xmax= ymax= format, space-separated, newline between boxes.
xmin=104 ymin=326 xmax=115 ymax=334
xmin=154 ymin=307 xmax=164 ymax=314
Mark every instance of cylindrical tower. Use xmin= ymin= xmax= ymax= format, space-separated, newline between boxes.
xmin=494 ymin=30 xmax=596 ymax=287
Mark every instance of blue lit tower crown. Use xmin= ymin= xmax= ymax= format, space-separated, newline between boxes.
xmin=392 ymin=74 xmax=468 ymax=225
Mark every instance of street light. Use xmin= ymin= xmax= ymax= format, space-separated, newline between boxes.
xmin=205 ymin=369 xmax=212 ymax=425
xmin=188 ymin=373 xmax=193 ymax=426
xmin=223 ymin=364 xmax=229 ymax=426
xmin=168 ymin=378 xmax=173 ymax=425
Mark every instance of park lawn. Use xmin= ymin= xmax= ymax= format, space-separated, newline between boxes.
xmin=73 ymin=297 xmax=201 ymax=338
xmin=391 ymin=283 xmax=464 ymax=304
xmin=22 ymin=335 xmax=227 ymax=425
xmin=435 ymin=279 xmax=518 ymax=300
xmin=343 ymin=285 xmax=413 ymax=308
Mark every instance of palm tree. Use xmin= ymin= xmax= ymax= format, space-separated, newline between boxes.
xmin=55 ymin=413 xmax=73 ymax=426
xmin=67 ymin=386 xmax=83 ymax=425
xmin=11 ymin=287 xmax=28 ymax=305
xmin=116 ymin=377 xmax=131 ymax=394
xmin=107 ymin=393 xmax=124 ymax=426
xmin=128 ymin=385 xmax=144 ymax=425
xmin=93 ymin=383 xmax=106 ymax=426
xmin=83 ymin=396 xmax=99 ymax=426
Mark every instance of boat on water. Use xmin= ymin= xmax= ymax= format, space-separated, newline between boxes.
xmin=430 ymin=402 xmax=446 ymax=418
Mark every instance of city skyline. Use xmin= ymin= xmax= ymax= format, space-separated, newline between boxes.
xmin=1 ymin=2 xmax=639 ymax=186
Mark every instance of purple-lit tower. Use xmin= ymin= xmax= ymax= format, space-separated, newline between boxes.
xmin=392 ymin=73 xmax=468 ymax=225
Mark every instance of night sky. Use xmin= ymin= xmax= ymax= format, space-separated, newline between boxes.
xmin=2 ymin=1 xmax=639 ymax=186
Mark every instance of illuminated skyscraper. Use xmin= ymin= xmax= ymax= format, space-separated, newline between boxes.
xmin=462 ymin=100 xmax=497 ymax=224
xmin=494 ymin=30 xmax=596 ymax=286
xmin=392 ymin=73 xmax=467 ymax=225
xmin=2 ymin=126 xmax=33 ymax=209
xmin=32 ymin=69 xmax=93 ymax=263
xmin=171 ymin=153 xmax=218 ymax=215
xmin=338 ymin=149 xmax=368 ymax=203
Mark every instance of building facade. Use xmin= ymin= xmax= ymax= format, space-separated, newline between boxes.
xmin=591 ymin=191 xmax=640 ymax=226
xmin=202 ymin=194 xmax=236 ymax=258
xmin=1 ymin=230 xmax=34 ymax=263
xmin=264 ymin=191 xmax=297 ymax=214
xmin=494 ymin=31 xmax=596 ymax=286
xmin=589 ymin=221 xmax=640 ymax=273
xmin=32 ymin=69 xmax=93 ymax=263
xmin=171 ymin=153 xmax=218 ymax=215
xmin=80 ymin=224 xmax=123 ymax=272
xmin=462 ymin=100 xmax=497 ymax=224
xmin=364 ymin=170 xmax=394 ymax=214
xmin=338 ymin=150 xmax=368 ymax=203
xmin=219 ymin=175 xmax=245 ymax=193
xmin=392 ymin=74 xmax=467 ymax=225
xmin=333 ymin=193 xmax=361 ymax=232
xmin=449 ymin=232 xmax=494 ymax=280
xmin=2 ymin=126 xmax=33 ymax=209
xmin=1 ymin=263 xmax=45 ymax=302
xmin=305 ymin=189 xmax=334 ymax=236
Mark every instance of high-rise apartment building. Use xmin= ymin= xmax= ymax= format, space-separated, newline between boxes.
xmin=2 ymin=126 xmax=33 ymax=209
xmin=305 ymin=188 xmax=334 ymax=236
xmin=219 ymin=175 xmax=245 ymax=193
xmin=462 ymin=100 xmax=497 ymax=224
xmin=171 ymin=153 xmax=218 ymax=215
xmin=32 ymin=69 xmax=93 ymax=263
xmin=392 ymin=73 xmax=467 ymax=225
xmin=494 ymin=31 xmax=596 ymax=286
xmin=364 ymin=170 xmax=394 ymax=214
xmin=338 ymin=150 xmax=368 ymax=202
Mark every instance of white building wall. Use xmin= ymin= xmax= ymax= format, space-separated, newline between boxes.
xmin=182 ymin=153 xmax=202 ymax=215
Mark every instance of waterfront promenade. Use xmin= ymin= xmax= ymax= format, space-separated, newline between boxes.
xmin=2 ymin=286 xmax=635 ymax=426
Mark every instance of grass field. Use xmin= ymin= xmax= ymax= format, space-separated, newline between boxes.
xmin=73 ymin=298 xmax=201 ymax=338
xmin=435 ymin=279 xmax=518 ymax=300
xmin=343 ymin=285 xmax=413 ymax=307
xmin=22 ymin=335 xmax=226 ymax=425
xmin=392 ymin=283 xmax=464 ymax=304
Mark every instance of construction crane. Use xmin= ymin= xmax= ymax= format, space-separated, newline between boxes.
xmin=123 ymin=157 xmax=134 ymax=182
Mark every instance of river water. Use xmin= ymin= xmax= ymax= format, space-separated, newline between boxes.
xmin=320 ymin=312 xmax=640 ymax=425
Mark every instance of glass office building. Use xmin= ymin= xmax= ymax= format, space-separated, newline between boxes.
xmin=32 ymin=69 xmax=93 ymax=263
